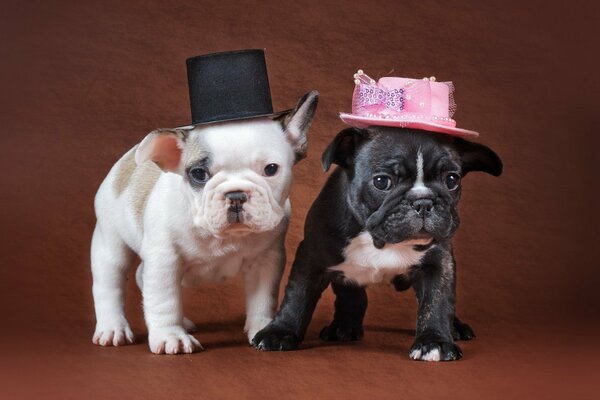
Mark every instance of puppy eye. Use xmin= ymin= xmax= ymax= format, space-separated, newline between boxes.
xmin=373 ymin=175 xmax=393 ymax=191
xmin=444 ymin=172 xmax=461 ymax=191
xmin=264 ymin=163 xmax=279 ymax=177
xmin=189 ymin=167 xmax=209 ymax=184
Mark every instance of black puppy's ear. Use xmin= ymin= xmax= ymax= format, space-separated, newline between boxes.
xmin=454 ymin=137 xmax=503 ymax=176
xmin=321 ymin=127 xmax=370 ymax=172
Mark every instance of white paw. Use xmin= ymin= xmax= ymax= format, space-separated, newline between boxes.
xmin=183 ymin=317 xmax=197 ymax=333
xmin=410 ymin=347 xmax=441 ymax=362
xmin=93 ymin=320 xmax=135 ymax=346
xmin=409 ymin=340 xmax=462 ymax=362
xmin=244 ymin=316 xmax=272 ymax=343
xmin=148 ymin=326 xmax=202 ymax=355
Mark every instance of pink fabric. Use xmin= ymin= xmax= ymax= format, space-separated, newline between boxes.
xmin=340 ymin=71 xmax=478 ymax=138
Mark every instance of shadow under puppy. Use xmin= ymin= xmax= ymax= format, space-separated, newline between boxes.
xmin=253 ymin=126 xmax=502 ymax=361
xmin=91 ymin=50 xmax=319 ymax=354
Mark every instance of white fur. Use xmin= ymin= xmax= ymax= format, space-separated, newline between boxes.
xmin=409 ymin=150 xmax=432 ymax=196
xmin=329 ymin=232 xmax=432 ymax=286
xmin=91 ymin=118 xmax=296 ymax=354
xmin=192 ymin=123 xmax=291 ymax=236
xmin=410 ymin=347 xmax=441 ymax=362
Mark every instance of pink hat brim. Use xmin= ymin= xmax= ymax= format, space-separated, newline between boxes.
xmin=339 ymin=113 xmax=479 ymax=138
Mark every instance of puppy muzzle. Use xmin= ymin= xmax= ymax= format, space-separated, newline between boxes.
xmin=366 ymin=202 xmax=456 ymax=248
xmin=225 ymin=191 xmax=247 ymax=224
xmin=193 ymin=173 xmax=285 ymax=236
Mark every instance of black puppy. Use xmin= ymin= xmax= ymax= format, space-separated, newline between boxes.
xmin=252 ymin=126 xmax=502 ymax=361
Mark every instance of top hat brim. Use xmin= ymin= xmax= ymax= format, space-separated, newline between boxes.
xmin=176 ymin=109 xmax=292 ymax=129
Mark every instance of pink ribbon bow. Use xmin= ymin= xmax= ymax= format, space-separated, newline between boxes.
xmin=355 ymin=84 xmax=406 ymax=112
xmin=352 ymin=71 xmax=455 ymax=117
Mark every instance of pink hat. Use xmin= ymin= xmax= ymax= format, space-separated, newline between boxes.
xmin=339 ymin=70 xmax=479 ymax=138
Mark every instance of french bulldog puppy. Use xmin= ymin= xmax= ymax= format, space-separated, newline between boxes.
xmin=252 ymin=126 xmax=502 ymax=361
xmin=91 ymin=91 xmax=318 ymax=355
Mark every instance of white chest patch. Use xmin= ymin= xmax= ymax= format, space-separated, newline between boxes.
xmin=178 ymin=237 xmax=243 ymax=286
xmin=182 ymin=255 xmax=244 ymax=287
xmin=329 ymin=232 xmax=430 ymax=286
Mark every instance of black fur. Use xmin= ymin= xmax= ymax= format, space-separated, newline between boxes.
xmin=252 ymin=127 xmax=501 ymax=361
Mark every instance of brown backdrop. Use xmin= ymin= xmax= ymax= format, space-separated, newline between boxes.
xmin=1 ymin=0 xmax=598 ymax=399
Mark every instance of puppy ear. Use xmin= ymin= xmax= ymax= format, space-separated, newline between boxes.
xmin=276 ymin=90 xmax=319 ymax=162
xmin=135 ymin=128 xmax=187 ymax=172
xmin=453 ymin=137 xmax=503 ymax=176
xmin=321 ymin=127 xmax=370 ymax=172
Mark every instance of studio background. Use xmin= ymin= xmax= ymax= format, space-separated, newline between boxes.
xmin=1 ymin=0 xmax=598 ymax=399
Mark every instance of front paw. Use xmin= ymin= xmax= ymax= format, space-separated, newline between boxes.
xmin=93 ymin=319 xmax=135 ymax=347
xmin=409 ymin=336 xmax=462 ymax=362
xmin=453 ymin=318 xmax=476 ymax=341
xmin=148 ymin=326 xmax=203 ymax=355
xmin=244 ymin=316 xmax=273 ymax=344
xmin=319 ymin=321 xmax=364 ymax=342
xmin=251 ymin=324 xmax=299 ymax=351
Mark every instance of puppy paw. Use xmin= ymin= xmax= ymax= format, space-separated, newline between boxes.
xmin=93 ymin=320 xmax=135 ymax=347
xmin=244 ymin=316 xmax=272 ymax=344
xmin=183 ymin=317 xmax=197 ymax=333
xmin=251 ymin=325 xmax=299 ymax=351
xmin=319 ymin=322 xmax=364 ymax=342
xmin=148 ymin=326 xmax=202 ymax=355
xmin=453 ymin=318 xmax=475 ymax=341
xmin=409 ymin=338 xmax=462 ymax=362
xmin=391 ymin=275 xmax=412 ymax=292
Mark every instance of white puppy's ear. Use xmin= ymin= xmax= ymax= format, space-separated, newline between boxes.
xmin=276 ymin=90 xmax=319 ymax=162
xmin=135 ymin=128 xmax=187 ymax=172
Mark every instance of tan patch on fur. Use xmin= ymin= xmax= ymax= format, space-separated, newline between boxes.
xmin=112 ymin=145 xmax=162 ymax=225
xmin=112 ymin=147 xmax=137 ymax=195
xmin=129 ymin=161 xmax=161 ymax=225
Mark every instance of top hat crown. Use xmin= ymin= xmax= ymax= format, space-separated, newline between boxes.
xmin=186 ymin=49 xmax=284 ymax=125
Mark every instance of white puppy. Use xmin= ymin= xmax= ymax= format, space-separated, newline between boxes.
xmin=91 ymin=91 xmax=318 ymax=355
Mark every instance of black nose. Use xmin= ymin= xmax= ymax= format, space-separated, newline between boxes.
xmin=412 ymin=199 xmax=433 ymax=216
xmin=225 ymin=191 xmax=247 ymax=204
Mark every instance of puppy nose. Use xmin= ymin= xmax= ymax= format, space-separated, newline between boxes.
xmin=225 ymin=191 xmax=247 ymax=204
xmin=412 ymin=199 xmax=433 ymax=216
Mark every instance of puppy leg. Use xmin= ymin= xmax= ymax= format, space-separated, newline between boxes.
xmin=182 ymin=317 xmax=197 ymax=333
xmin=392 ymin=274 xmax=474 ymax=340
xmin=252 ymin=241 xmax=330 ymax=351
xmin=319 ymin=281 xmax=367 ymax=342
xmin=409 ymin=254 xmax=462 ymax=362
xmin=142 ymin=250 xmax=202 ymax=355
xmin=91 ymin=224 xmax=135 ymax=346
xmin=453 ymin=315 xmax=475 ymax=341
xmin=242 ymin=242 xmax=285 ymax=343
xmin=136 ymin=263 xmax=196 ymax=333
xmin=392 ymin=273 xmax=474 ymax=341
xmin=392 ymin=274 xmax=412 ymax=291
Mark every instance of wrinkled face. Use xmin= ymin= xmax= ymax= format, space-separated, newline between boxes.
xmin=322 ymin=126 xmax=502 ymax=248
xmin=135 ymin=91 xmax=319 ymax=238
xmin=352 ymin=132 xmax=463 ymax=247
xmin=182 ymin=119 xmax=294 ymax=236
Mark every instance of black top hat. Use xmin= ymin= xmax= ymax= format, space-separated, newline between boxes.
xmin=185 ymin=49 xmax=287 ymax=126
